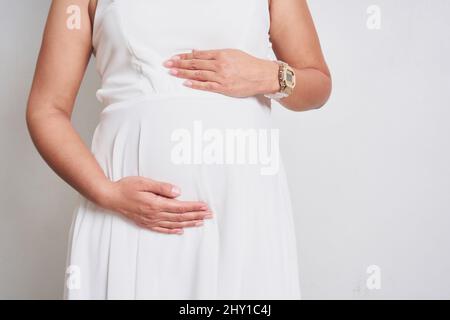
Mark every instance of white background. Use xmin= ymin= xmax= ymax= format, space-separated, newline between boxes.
xmin=1 ymin=0 xmax=449 ymax=299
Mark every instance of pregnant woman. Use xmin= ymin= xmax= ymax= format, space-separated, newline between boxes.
xmin=26 ymin=0 xmax=331 ymax=299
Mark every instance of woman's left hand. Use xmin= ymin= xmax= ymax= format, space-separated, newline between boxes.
xmin=163 ymin=49 xmax=280 ymax=98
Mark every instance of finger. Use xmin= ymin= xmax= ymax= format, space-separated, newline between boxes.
xmin=177 ymin=49 xmax=218 ymax=61
xmin=193 ymin=49 xmax=221 ymax=60
xmin=159 ymin=211 xmax=214 ymax=222
xmin=150 ymin=226 xmax=184 ymax=235
xmin=158 ymin=220 xmax=204 ymax=229
xmin=183 ymin=80 xmax=222 ymax=93
xmin=157 ymin=198 xmax=210 ymax=213
xmin=137 ymin=177 xmax=181 ymax=198
xmin=133 ymin=216 xmax=184 ymax=234
xmin=164 ymin=58 xmax=217 ymax=71
xmin=170 ymin=68 xmax=220 ymax=82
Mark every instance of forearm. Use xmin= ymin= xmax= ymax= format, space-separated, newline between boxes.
xmin=279 ymin=66 xmax=331 ymax=112
xmin=259 ymin=60 xmax=332 ymax=112
xmin=26 ymin=105 xmax=110 ymax=205
xmin=266 ymin=0 xmax=332 ymax=111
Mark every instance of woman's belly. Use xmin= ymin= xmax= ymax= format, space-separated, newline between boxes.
xmin=67 ymin=95 xmax=300 ymax=299
xmin=91 ymin=95 xmax=281 ymax=203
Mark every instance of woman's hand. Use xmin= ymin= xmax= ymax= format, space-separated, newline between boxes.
xmin=97 ymin=177 xmax=213 ymax=235
xmin=163 ymin=49 xmax=280 ymax=98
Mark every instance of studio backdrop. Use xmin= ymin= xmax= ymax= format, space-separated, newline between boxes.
xmin=1 ymin=0 xmax=449 ymax=299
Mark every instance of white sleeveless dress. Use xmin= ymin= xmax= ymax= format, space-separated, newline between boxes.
xmin=65 ymin=0 xmax=301 ymax=300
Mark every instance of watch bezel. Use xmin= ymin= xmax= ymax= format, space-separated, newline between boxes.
xmin=264 ymin=60 xmax=296 ymax=101
xmin=280 ymin=62 xmax=296 ymax=95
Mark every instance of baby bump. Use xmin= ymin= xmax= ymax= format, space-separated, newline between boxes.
xmin=91 ymin=95 xmax=280 ymax=203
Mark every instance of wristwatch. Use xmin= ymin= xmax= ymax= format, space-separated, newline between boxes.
xmin=264 ymin=60 xmax=296 ymax=101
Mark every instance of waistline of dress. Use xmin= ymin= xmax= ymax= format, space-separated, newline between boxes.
xmin=99 ymin=93 xmax=270 ymax=116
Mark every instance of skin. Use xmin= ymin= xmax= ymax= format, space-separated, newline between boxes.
xmin=26 ymin=0 xmax=331 ymax=235
xmin=165 ymin=0 xmax=332 ymax=111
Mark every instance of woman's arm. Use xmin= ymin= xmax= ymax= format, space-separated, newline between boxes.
xmin=269 ymin=0 xmax=332 ymax=111
xmin=27 ymin=0 xmax=106 ymax=204
xmin=26 ymin=0 xmax=211 ymax=234
xmin=163 ymin=0 xmax=331 ymax=112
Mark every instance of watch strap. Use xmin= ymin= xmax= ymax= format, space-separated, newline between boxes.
xmin=264 ymin=60 xmax=294 ymax=101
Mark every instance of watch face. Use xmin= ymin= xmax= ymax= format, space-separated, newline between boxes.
xmin=286 ymin=70 xmax=294 ymax=84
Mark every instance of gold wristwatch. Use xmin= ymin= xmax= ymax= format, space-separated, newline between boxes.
xmin=264 ymin=60 xmax=296 ymax=101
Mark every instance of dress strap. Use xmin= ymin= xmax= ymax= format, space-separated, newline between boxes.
xmin=92 ymin=0 xmax=114 ymax=53
xmin=94 ymin=0 xmax=114 ymax=21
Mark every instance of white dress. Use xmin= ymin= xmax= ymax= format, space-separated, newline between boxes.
xmin=65 ymin=0 xmax=301 ymax=300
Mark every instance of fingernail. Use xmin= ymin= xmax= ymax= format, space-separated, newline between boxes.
xmin=171 ymin=55 xmax=181 ymax=60
xmin=176 ymin=229 xmax=184 ymax=235
xmin=163 ymin=60 xmax=173 ymax=67
xmin=195 ymin=221 xmax=204 ymax=227
xmin=171 ymin=186 xmax=181 ymax=196
xmin=200 ymin=204 xmax=209 ymax=210
xmin=183 ymin=80 xmax=193 ymax=87
xmin=204 ymin=214 xmax=214 ymax=219
xmin=170 ymin=69 xmax=178 ymax=75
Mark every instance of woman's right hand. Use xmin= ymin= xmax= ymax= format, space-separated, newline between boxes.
xmin=96 ymin=177 xmax=213 ymax=235
xmin=25 ymin=1 xmax=212 ymax=237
